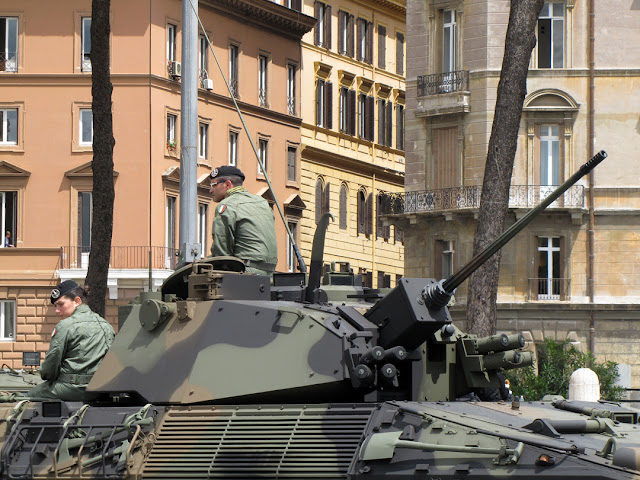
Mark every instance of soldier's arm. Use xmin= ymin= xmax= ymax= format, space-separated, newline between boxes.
xmin=211 ymin=208 xmax=236 ymax=256
xmin=39 ymin=324 xmax=69 ymax=381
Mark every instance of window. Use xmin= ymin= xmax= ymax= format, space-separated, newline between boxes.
xmin=229 ymin=44 xmax=239 ymax=97
xmin=0 ymin=17 xmax=18 ymax=72
xmin=538 ymin=2 xmax=564 ymax=68
xmin=166 ymin=196 xmax=177 ymax=269
xmin=396 ymin=32 xmax=404 ymax=75
xmin=197 ymin=203 xmax=207 ymax=257
xmin=339 ymin=87 xmax=356 ymax=135
xmin=378 ymin=25 xmax=386 ymax=69
xmin=79 ymin=108 xmax=93 ymax=146
xmin=540 ymin=124 xmax=560 ymax=186
xmin=442 ymin=9 xmax=456 ymax=74
xmin=315 ymin=177 xmax=330 ymax=224
xmin=357 ymin=18 xmax=373 ymax=63
xmin=0 ymin=300 xmax=15 ymax=340
xmin=199 ymin=34 xmax=208 ymax=84
xmin=286 ymin=221 xmax=298 ymax=272
xmin=167 ymin=23 xmax=177 ymax=63
xmin=431 ymin=126 xmax=459 ymax=188
xmin=339 ymin=183 xmax=348 ymax=230
xmin=377 ymin=98 xmax=392 ymax=147
xmin=435 ymin=240 xmax=454 ymax=279
xmin=314 ymin=2 xmax=331 ymax=49
xmin=537 ymin=236 xmax=561 ymax=300
xmin=228 ymin=130 xmax=238 ymax=166
xmin=358 ymin=93 xmax=374 ymax=141
xmin=287 ymin=145 xmax=297 ymax=182
xmin=396 ymin=104 xmax=405 ymax=150
xmin=0 ymin=191 xmax=16 ymax=247
xmin=257 ymin=138 xmax=268 ymax=175
xmin=395 ymin=226 xmax=404 ymax=244
xmin=166 ymin=113 xmax=177 ymax=152
xmin=338 ymin=11 xmax=354 ymax=57
xmin=198 ymin=122 xmax=208 ymax=160
xmin=357 ymin=189 xmax=372 ymax=235
xmin=315 ymin=79 xmax=332 ymax=129
xmin=81 ymin=17 xmax=91 ymax=72
xmin=285 ymin=0 xmax=302 ymax=12
xmin=360 ymin=269 xmax=372 ymax=288
xmin=376 ymin=194 xmax=391 ymax=240
xmin=0 ymin=108 xmax=17 ymax=144
xmin=287 ymin=63 xmax=296 ymax=115
xmin=78 ymin=191 xmax=92 ymax=268
xmin=377 ymin=271 xmax=391 ymax=289
xmin=258 ymin=54 xmax=268 ymax=107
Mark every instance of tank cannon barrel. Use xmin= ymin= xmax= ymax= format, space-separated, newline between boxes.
xmin=423 ymin=150 xmax=607 ymax=308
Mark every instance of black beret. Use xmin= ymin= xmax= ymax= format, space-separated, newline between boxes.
xmin=210 ymin=165 xmax=245 ymax=181
xmin=51 ymin=280 xmax=79 ymax=304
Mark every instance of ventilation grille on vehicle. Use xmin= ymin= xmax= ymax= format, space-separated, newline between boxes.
xmin=142 ymin=404 xmax=375 ymax=479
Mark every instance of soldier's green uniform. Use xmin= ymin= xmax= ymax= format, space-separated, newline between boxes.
xmin=27 ymin=304 xmax=115 ymax=401
xmin=211 ymin=186 xmax=278 ymax=275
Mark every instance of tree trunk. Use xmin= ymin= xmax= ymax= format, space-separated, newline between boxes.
xmin=86 ymin=0 xmax=115 ymax=317
xmin=466 ymin=0 xmax=544 ymax=337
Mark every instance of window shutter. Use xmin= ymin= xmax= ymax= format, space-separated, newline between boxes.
xmin=378 ymin=25 xmax=386 ymax=69
xmin=315 ymin=79 xmax=323 ymax=126
xmin=366 ymin=193 xmax=373 ymax=235
xmin=396 ymin=33 xmax=404 ymax=75
xmin=386 ymin=101 xmax=393 ymax=147
xmin=339 ymin=184 xmax=347 ymax=229
xmin=314 ymin=2 xmax=321 ymax=46
xmin=323 ymin=182 xmax=331 ymax=215
xmin=377 ymin=100 xmax=385 ymax=146
xmin=292 ymin=0 xmax=302 ymax=12
xmin=338 ymin=11 xmax=345 ymax=54
xmin=357 ymin=191 xmax=365 ymax=234
xmin=376 ymin=194 xmax=382 ymax=238
xmin=348 ymin=89 xmax=356 ymax=135
xmin=325 ymin=5 xmax=332 ymax=49
xmin=367 ymin=21 xmax=374 ymax=64
xmin=366 ymin=96 xmax=375 ymax=141
xmin=396 ymin=105 xmax=404 ymax=150
xmin=315 ymin=178 xmax=323 ymax=224
xmin=347 ymin=15 xmax=355 ymax=57
xmin=325 ymin=82 xmax=333 ymax=129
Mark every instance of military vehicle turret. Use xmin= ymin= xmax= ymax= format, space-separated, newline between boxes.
xmin=3 ymin=151 xmax=639 ymax=480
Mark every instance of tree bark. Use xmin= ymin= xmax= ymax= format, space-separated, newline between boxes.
xmin=466 ymin=0 xmax=544 ymax=337
xmin=85 ymin=0 xmax=115 ymax=317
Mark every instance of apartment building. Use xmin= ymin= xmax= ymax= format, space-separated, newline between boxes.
xmin=0 ymin=0 xmax=314 ymax=366
xmin=296 ymin=0 xmax=406 ymax=287
xmin=398 ymin=0 xmax=640 ymax=385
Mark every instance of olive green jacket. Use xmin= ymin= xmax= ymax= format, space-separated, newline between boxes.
xmin=28 ymin=304 xmax=115 ymax=401
xmin=211 ymin=187 xmax=278 ymax=273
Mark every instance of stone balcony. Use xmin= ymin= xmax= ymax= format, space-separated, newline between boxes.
xmin=415 ymin=70 xmax=470 ymax=117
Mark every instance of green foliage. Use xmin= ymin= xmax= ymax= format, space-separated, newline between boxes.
xmin=505 ymin=339 xmax=625 ymax=401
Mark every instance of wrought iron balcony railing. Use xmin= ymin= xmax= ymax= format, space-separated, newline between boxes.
xmin=417 ymin=70 xmax=469 ymax=97
xmin=287 ymin=96 xmax=296 ymax=116
xmin=60 ymin=246 xmax=180 ymax=270
xmin=0 ymin=53 xmax=17 ymax=72
xmin=528 ymin=277 xmax=571 ymax=301
xmin=259 ymin=88 xmax=268 ymax=107
xmin=379 ymin=185 xmax=585 ymax=215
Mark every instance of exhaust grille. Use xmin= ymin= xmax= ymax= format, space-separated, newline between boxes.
xmin=142 ymin=404 xmax=374 ymax=479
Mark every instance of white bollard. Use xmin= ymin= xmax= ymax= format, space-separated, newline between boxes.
xmin=569 ymin=368 xmax=600 ymax=401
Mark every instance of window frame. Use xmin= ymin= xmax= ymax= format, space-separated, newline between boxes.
xmin=0 ymin=16 xmax=18 ymax=73
xmin=258 ymin=53 xmax=268 ymax=107
xmin=377 ymin=24 xmax=386 ymax=69
xmin=79 ymin=108 xmax=93 ymax=147
xmin=395 ymin=31 xmax=405 ymax=75
xmin=165 ymin=195 xmax=178 ymax=269
xmin=0 ymin=190 xmax=17 ymax=248
xmin=377 ymin=97 xmax=393 ymax=147
xmin=167 ymin=23 xmax=177 ymax=64
xmin=197 ymin=202 xmax=207 ymax=258
xmin=339 ymin=183 xmax=348 ymax=230
xmin=257 ymin=137 xmax=268 ymax=176
xmin=165 ymin=109 xmax=179 ymax=157
xmin=228 ymin=129 xmax=239 ymax=166
xmin=537 ymin=2 xmax=565 ymax=69
xmin=229 ymin=43 xmax=240 ymax=98
xmin=396 ymin=103 xmax=405 ymax=150
xmin=338 ymin=10 xmax=354 ymax=57
xmin=286 ymin=62 xmax=297 ymax=115
xmin=0 ymin=107 xmax=18 ymax=146
xmin=286 ymin=220 xmax=299 ymax=272
xmin=535 ymin=235 xmax=563 ymax=300
xmin=356 ymin=18 xmax=373 ymax=64
xmin=198 ymin=121 xmax=209 ymax=161
xmin=314 ymin=1 xmax=332 ymax=49
xmin=286 ymin=143 xmax=298 ymax=183
xmin=199 ymin=34 xmax=209 ymax=86
xmin=315 ymin=78 xmax=333 ymax=129
xmin=81 ymin=17 xmax=91 ymax=72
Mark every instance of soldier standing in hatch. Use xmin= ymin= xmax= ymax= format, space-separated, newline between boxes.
xmin=27 ymin=280 xmax=115 ymax=401
xmin=209 ymin=165 xmax=278 ymax=275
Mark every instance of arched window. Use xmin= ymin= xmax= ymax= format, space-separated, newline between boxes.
xmin=339 ymin=183 xmax=348 ymax=230
xmin=315 ymin=176 xmax=330 ymax=224
xmin=357 ymin=188 xmax=372 ymax=235
xmin=376 ymin=193 xmax=390 ymax=240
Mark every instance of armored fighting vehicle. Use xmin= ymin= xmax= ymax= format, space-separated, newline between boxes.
xmin=3 ymin=151 xmax=640 ymax=479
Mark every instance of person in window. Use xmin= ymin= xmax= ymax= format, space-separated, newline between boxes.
xmin=27 ymin=280 xmax=115 ymax=401
xmin=209 ymin=165 xmax=278 ymax=275
xmin=4 ymin=231 xmax=12 ymax=247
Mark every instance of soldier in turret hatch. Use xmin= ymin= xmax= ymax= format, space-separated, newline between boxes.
xmin=27 ymin=280 xmax=115 ymax=401
xmin=209 ymin=165 xmax=278 ymax=275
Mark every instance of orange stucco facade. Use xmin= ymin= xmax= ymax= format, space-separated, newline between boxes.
xmin=0 ymin=0 xmax=315 ymax=366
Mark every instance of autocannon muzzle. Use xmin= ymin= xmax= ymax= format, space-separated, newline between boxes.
xmin=469 ymin=333 xmax=525 ymax=355
xmin=482 ymin=350 xmax=533 ymax=371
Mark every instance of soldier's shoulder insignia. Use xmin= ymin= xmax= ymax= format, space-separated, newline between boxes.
xmin=217 ymin=204 xmax=227 ymax=214
xmin=52 ymin=328 xmax=57 ymax=337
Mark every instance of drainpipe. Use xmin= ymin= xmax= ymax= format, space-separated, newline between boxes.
xmin=587 ymin=0 xmax=596 ymax=354
xmin=372 ymin=173 xmax=376 ymax=286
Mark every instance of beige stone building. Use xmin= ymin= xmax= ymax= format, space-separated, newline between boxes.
xmin=0 ymin=0 xmax=314 ymax=367
xmin=398 ymin=0 xmax=640 ymax=386
xmin=297 ymin=0 xmax=406 ymax=287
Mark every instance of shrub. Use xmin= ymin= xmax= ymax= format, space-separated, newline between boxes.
xmin=505 ymin=338 xmax=625 ymax=401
